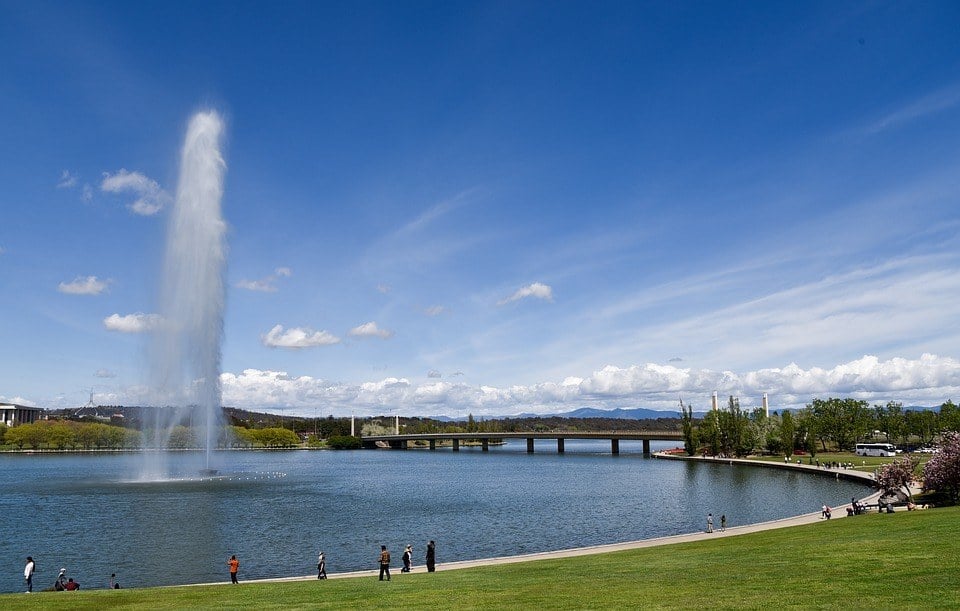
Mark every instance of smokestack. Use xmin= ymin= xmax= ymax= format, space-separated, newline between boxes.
xmin=711 ymin=392 xmax=719 ymax=411
xmin=762 ymin=393 xmax=769 ymax=417
xmin=395 ymin=415 xmax=400 ymax=435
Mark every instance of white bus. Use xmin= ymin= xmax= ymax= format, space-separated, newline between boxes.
xmin=855 ymin=442 xmax=897 ymax=457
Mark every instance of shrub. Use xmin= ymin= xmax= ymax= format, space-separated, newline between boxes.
xmin=326 ymin=435 xmax=361 ymax=450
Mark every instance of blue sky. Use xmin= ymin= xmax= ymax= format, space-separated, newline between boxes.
xmin=3 ymin=1 xmax=960 ymax=417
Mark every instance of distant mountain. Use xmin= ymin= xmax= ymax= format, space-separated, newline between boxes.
xmin=559 ymin=407 xmax=692 ymax=419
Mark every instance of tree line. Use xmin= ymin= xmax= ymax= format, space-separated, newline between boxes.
xmin=681 ymin=397 xmax=960 ymax=458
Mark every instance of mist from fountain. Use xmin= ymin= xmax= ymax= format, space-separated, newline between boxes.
xmin=140 ymin=111 xmax=227 ymax=480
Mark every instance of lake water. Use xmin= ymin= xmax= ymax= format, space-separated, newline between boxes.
xmin=0 ymin=440 xmax=871 ymax=592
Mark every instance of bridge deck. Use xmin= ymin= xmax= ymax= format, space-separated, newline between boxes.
xmin=361 ymin=431 xmax=683 ymax=454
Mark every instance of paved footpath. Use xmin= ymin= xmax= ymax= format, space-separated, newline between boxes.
xmin=191 ymin=454 xmax=884 ymax=587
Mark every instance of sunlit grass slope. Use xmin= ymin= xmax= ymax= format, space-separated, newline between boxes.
xmin=4 ymin=506 xmax=958 ymax=610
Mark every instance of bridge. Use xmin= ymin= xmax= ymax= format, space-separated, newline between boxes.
xmin=360 ymin=430 xmax=684 ymax=455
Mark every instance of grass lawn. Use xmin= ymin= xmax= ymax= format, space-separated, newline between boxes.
xmin=3 ymin=506 xmax=957 ymax=610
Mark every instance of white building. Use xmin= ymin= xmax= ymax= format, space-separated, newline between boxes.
xmin=0 ymin=403 xmax=45 ymax=427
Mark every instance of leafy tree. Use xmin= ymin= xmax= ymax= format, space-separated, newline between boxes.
xmin=939 ymin=401 xmax=960 ymax=434
xmin=47 ymin=422 xmax=76 ymax=449
xmin=906 ymin=409 xmax=938 ymax=446
xmin=680 ymin=403 xmax=699 ymax=456
xmin=699 ymin=410 xmax=720 ymax=456
xmin=923 ymin=430 xmax=960 ymax=503
xmin=876 ymin=455 xmax=918 ymax=501
xmin=807 ymin=398 xmax=870 ymax=452
xmin=0 ymin=423 xmax=6 ymax=445
xmin=779 ymin=411 xmax=796 ymax=457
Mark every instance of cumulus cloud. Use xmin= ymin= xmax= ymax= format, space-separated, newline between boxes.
xmin=103 ymin=312 xmax=162 ymax=333
xmin=236 ymin=267 xmax=293 ymax=292
xmin=209 ymin=354 xmax=960 ymax=418
xmin=57 ymin=170 xmax=78 ymax=189
xmin=262 ymin=325 xmax=340 ymax=348
xmin=101 ymin=169 xmax=171 ymax=216
xmin=498 ymin=282 xmax=554 ymax=305
xmin=427 ymin=370 xmax=442 ymax=378
xmin=58 ymin=276 xmax=110 ymax=295
xmin=349 ymin=321 xmax=394 ymax=339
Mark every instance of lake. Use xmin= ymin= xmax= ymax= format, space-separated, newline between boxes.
xmin=0 ymin=440 xmax=871 ymax=592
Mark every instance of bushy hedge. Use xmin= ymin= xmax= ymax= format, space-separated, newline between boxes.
xmin=326 ymin=435 xmax=361 ymax=450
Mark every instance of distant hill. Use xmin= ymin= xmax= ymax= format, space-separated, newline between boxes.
xmin=561 ymin=407 xmax=695 ymax=419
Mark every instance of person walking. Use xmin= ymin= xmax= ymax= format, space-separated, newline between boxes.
xmin=706 ymin=513 xmax=714 ymax=533
xmin=378 ymin=545 xmax=391 ymax=581
xmin=720 ymin=514 xmax=726 ymax=532
xmin=227 ymin=555 xmax=239 ymax=584
xmin=24 ymin=556 xmax=35 ymax=593
xmin=425 ymin=540 xmax=436 ymax=573
xmin=401 ymin=545 xmax=412 ymax=573
xmin=317 ymin=551 xmax=327 ymax=579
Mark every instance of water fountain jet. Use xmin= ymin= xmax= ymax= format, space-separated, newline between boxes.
xmin=140 ymin=110 xmax=227 ymax=480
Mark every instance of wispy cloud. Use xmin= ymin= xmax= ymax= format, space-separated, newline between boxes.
xmin=57 ymin=170 xmax=78 ymax=189
xmin=101 ymin=169 xmax=171 ymax=216
xmin=58 ymin=276 xmax=110 ymax=295
xmin=498 ymin=282 xmax=554 ymax=306
xmin=349 ymin=321 xmax=394 ymax=339
xmin=236 ymin=267 xmax=292 ymax=293
xmin=94 ymin=368 xmax=117 ymax=378
xmin=262 ymin=324 xmax=340 ymax=348
xmin=863 ymin=83 xmax=960 ymax=135
xmin=103 ymin=312 xmax=162 ymax=333
xmin=424 ymin=305 xmax=446 ymax=317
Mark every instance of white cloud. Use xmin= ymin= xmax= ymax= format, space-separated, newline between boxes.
xmin=377 ymin=284 xmax=391 ymax=294
xmin=424 ymin=305 xmax=446 ymax=316
xmin=262 ymin=325 xmax=340 ymax=348
xmin=427 ymin=370 xmax=442 ymax=378
xmin=103 ymin=312 xmax=162 ymax=333
xmin=57 ymin=170 xmax=78 ymax=189
xmin=213 ymin=354 xmax=960 ymax=417
xmin=81 ymin=184 xmax=93 ymax=202
xmin=349 ymin=321 xmax=394 ymax=339
xmin=498 ymin=282 xmax=554 ymax=305
xmin=58 ymin=276 xmax=110 ymax=295
xmin=94 ymin=369 xmax=117 ymax=378
xmin=236 ymin=267 xmax=292 ymax=292
xmin=101 ymin=169 xmax=171 ymax=216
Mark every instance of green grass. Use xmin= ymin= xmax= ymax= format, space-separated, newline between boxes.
xmin=4 ymin=506 xmax=958 ymax=610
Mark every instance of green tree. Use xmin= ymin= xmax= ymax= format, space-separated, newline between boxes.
xmin=47 ymin=422 xmax=76 ymax=449
xmin=779 ymin=411 xmax=796 ymax=457
xmin=680 ymin=403 xmax=699 ymax=456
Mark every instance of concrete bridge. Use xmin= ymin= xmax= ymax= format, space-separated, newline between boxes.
xmin=361 ymin=430 xmax=684 ymax=455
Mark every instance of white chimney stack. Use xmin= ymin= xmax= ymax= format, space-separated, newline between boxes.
xmin=711 ymin=392 xmax=719 ymax=411
xmin=762 ymin=393 xmax=769 ymax=417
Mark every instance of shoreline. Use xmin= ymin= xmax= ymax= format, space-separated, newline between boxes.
xmin=174 ymin=453 xmax=883 ymax=588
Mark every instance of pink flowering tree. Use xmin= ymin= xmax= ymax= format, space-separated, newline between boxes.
xmin=922 ymin=431 xmax=960 ymax=503
xmin=876 ymin=455 xmax=918 ymax=501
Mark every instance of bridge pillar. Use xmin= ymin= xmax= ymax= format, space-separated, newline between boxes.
xmin=557 ymin=439 xmax=564 ymax=453
xmin=482 ymin=439 xmax=489 ymax=452
xmin=611 ymin=439 xmax=620 ymax=455
xmin=452 ymin=439 xmax=460 ymax=452
xmin=429 ymin=439 xmax=436 ymax=451
xmin=643 ymin=439 xmax=650 ymax=455
xmin=527 ymin=438 xmax=534 ymax=453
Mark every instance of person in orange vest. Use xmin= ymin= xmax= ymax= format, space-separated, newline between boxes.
xmin=227 ymin=555 xmax=239 ymax=584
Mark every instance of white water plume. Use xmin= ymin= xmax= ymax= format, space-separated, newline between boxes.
xmin=141 ymin=111 xmax=227 ymax=479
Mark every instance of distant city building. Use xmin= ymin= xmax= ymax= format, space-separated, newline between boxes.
xmin=0 ymin=403 xmax=44 ymax=427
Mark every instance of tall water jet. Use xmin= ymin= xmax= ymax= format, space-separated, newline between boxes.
xmin=142 ymin=111 xmax=227 ymax=479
